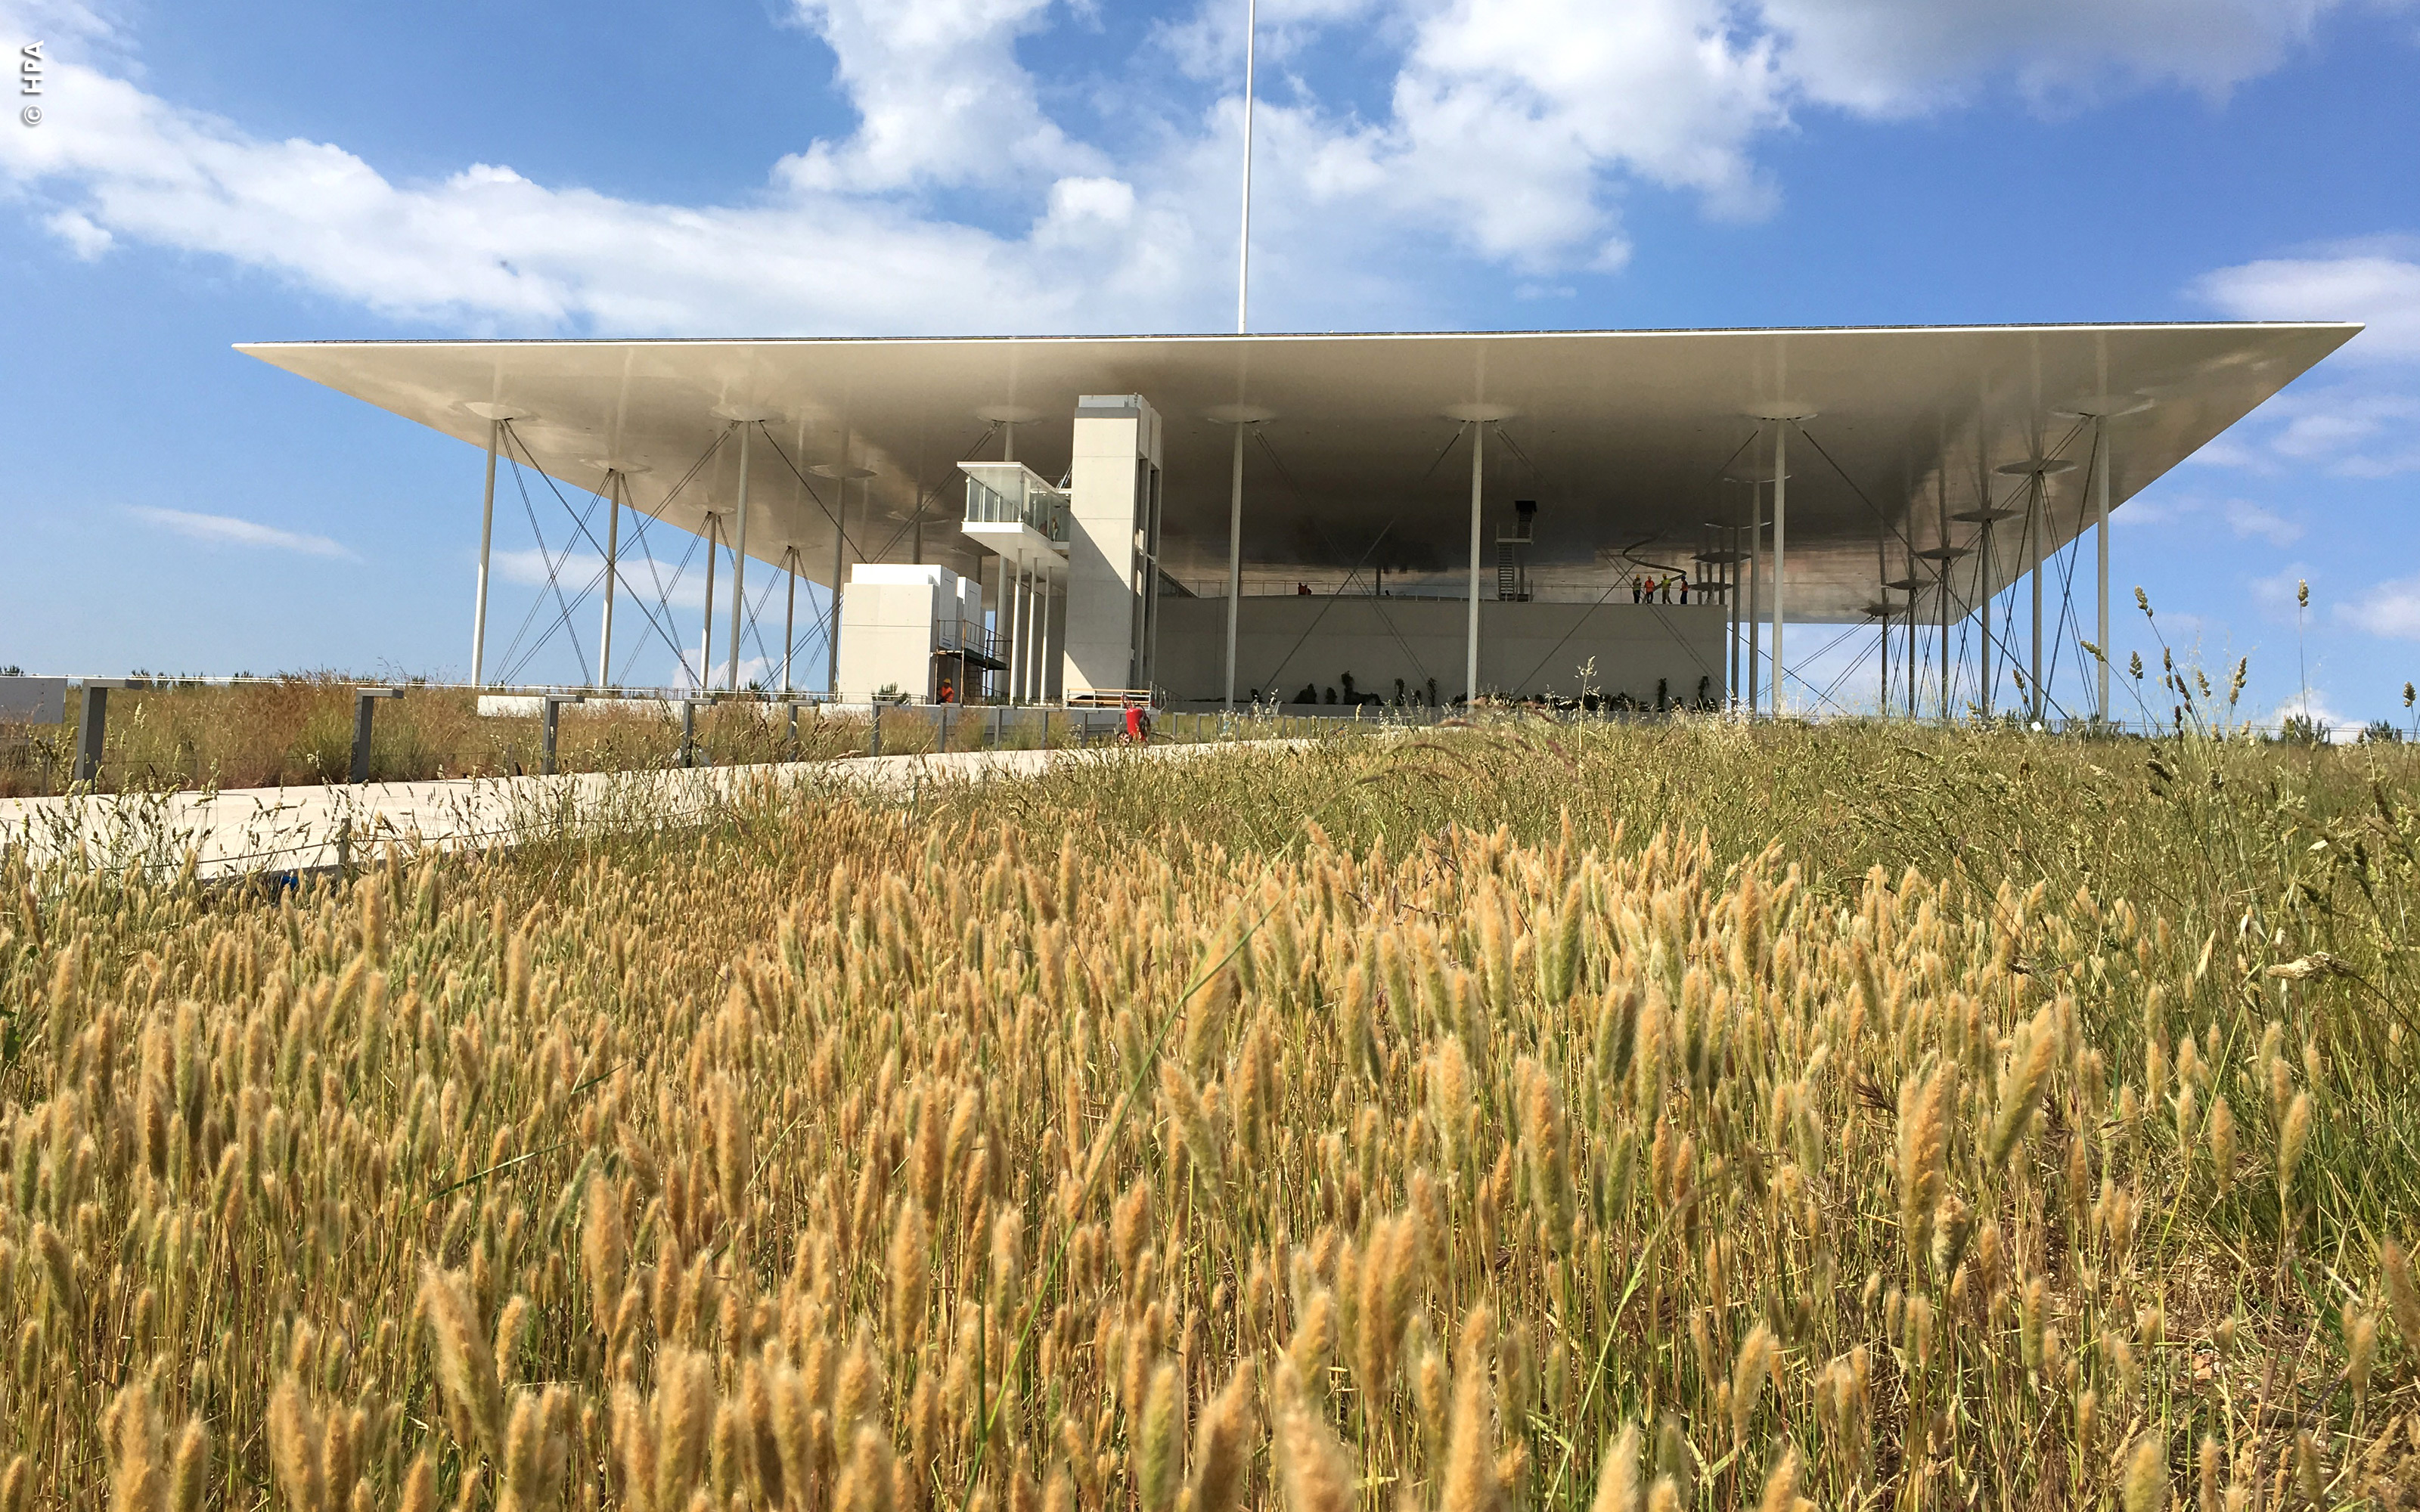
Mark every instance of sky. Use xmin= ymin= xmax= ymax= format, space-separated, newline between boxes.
xmin=1 ymin=0 xmax=2416 ymax=727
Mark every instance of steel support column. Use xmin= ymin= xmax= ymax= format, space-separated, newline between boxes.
xmin=1726 ymin=528 xmax=1739 ymax=706
xmin=1978 ymin=518 xmax=1994 ymax=720
xmin=1773 ymin=423 xmax=1788 ymax=717
xmin=1746 ymin=485 xmax=1761 ymax=714
xmin=1466 ymin=422 xmax=1484 ymax=702
xmin=597 ymin=470 xmax=620 ymax=688
xmin=1940 ymin=554 xmax=1952 ymax=721
xmin=727 ymin=425 xmax=751 ymax=692
xmin=2028 ymin=472 xmax=2045 ymax=723
xmin=2096 ymin=417 xmax=2111 ymax=724
xmin=782 ymin=546 xmax=799 ymax=694
xmin=827 ymin=475 xmax=848 ymax=698
xmin=699 ymin=513 xmax=718 ymax=694
xmin=472 ymin=417 xmax=501 ymax=686
xmin=1224 ymin=422 xmax=1244 ymax=709
xmin=1005 ymin=560 xmax=1025 ymax=704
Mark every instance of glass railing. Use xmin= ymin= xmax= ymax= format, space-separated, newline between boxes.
xmin=961 ymin=465 xmax=1069 ymax=544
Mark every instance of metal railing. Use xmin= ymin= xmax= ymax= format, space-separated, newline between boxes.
xmin=933 ymin=619 xmax=1005 ymax=663
xmin=964 ymin=476 xmax=1070 ymax=543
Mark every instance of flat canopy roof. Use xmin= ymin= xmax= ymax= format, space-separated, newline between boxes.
xmin=240 ymin=322 xmax=2359 ymax=624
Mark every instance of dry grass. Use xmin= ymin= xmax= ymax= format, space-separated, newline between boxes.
xmin=1 ymin=679 xmax=1365 ymax=797
xmin=2 ymin=717 xmax=2417 ymax=1511
xmin=0 ymin=679 xmax=892 ymax=797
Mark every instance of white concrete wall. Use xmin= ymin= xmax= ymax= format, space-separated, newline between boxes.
xmin=836 ymin=564 xmax=969 ymax=702
xmin=1154 ymin=596 xmax=1729 ymax=705
xmin=1063 ymin=396 xmax=1160 ymax=696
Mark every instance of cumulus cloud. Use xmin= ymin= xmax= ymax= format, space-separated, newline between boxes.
xmin=2221 ymin=499 xmax=2303 ymax=544
xmin=0 ymin=0 xmax=2387 ymax=336
xmin=2248 ymin=562 xmax=2313 ymax=621
xmin=774 ymin=0 xmax=1103 ymax=194
xmin=2114 ymin=492 xmax=2303 ymax=543
xmin=2268 ymin=689 xmax=2355 ymax=741
xmin=2195 ymin=243 xmax=2420 ymax=360
xmin=129 ymin=505 xmax=355 ymax=559
xmin=2341 ymin=576 xmax=2420 ymax=639
xmin=2188 ymin=244 xmax=2420 ymax=478
xmin=1765 ymin=0 xmax=2343 ymax=116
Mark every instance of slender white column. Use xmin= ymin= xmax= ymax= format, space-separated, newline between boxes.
xmin=1907 ymin=540 xmax=1919 ymax=718
xmin=2029 ymin=472 xmax=2045 ymax=723
xmin=1772 ymin=423 xmax=1788 ymax=717
xmin=699 ymin=513 xmax=718 ymax=694
xmin=472 ymin=418 xmax=501 ymax=686
xmin=1879 ymin=602 xmax=1891 ymax=717
xmin=1049 ymin=572 xmax=1063 ymax=701
xmin=782 ymin=547 xmax=798 ymax=694
xmin=1940 ymin=552 xmax=1952 ymax=720
xmin=1726 ymin=529 xmax=1739 ymax=705
xmin=1010 ymin=563 xmax=1025 ymax=705
xmin=1004 ymin=559 xmax=1025 ymax=705
xmin=1029 ymin=565 xmax=1043 ymax=702
xmin=2096 ymin=418 xmax=2111 ymax=723
xmin=1022 ymin=564 xmax=1039 ymax=703
xmin=1224 ymin=422 xmax=1245 ymax=708
xmin=1746 ymin=487 xmax=1761 ymax=714
xmin=1979 ymin=519 xmax=1994 ymax=720
xmin=1466 ymin=423 xmax=1484 ymax=702
xmin=991 ymin=556 xmax=1007 ymax=701
xmin=727 ymin=425 xmax=751 ymax=692
xmin=598 ymin=469 xmax=621 ymax=687
xmin=827 ymin=477 xmax=847 ymax=698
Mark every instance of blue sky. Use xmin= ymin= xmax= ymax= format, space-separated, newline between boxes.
xmin=2 ymin=0 xmax=2416 ymax=727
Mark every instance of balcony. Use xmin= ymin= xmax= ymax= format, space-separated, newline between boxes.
xmin=934 ymin=617 xmax=1007 ymax=670
xmin=960 ymin=463 xmax=1070 ymax=554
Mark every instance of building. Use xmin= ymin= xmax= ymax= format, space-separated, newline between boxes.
xmin=240 ymin=321 xmax=2360 ymax=718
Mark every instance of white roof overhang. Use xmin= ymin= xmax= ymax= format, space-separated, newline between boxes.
xmin=238 ymin=322 xmax=2360 ymax=624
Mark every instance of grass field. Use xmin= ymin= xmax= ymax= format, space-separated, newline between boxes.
xmin=2 ymin=717 xmax=2417 ymax=1511
xmin=0 ymin=678 xmax=1360 ymax=798
xmin=0 ymin=680 xmax=864 ymax=798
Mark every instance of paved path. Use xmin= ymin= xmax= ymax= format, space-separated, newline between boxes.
xmin=0 ymin=740 xmax=1303 ymax=880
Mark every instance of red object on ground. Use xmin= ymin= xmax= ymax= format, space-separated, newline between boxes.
xmin=1123 ymin=706 xmax=1144 ymax=742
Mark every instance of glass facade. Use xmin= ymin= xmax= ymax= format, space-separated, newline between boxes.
xmin=961 ymin=463 xmax=1069 ymax=543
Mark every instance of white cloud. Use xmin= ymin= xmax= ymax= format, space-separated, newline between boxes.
xmin=493 ymin=548 xmax=718 ymax=612
xmin=774 ymin=0 xmax=1103 ymax=194
xmin=2195 ymin=246 xmax=2420 ymax=360
xmin=1311 ymin=0 xmax=1792 ymax=266
xmin=2341 ymin=576 xmax=2420 ymax=640
xmin=42 ymin=208 xmax=111 ymax=257
xmin=2178 ymin=434 xmax=2277 ymax=472
xmin=129 ymin=505 xmax=355 ymax=559
xmin=2248 ymin=562 xmax=2313 ymax=622
xmin=1765 ymin=0 xmax=2343 ymax=117
xmin=2115 ymin=492 xmax=2303 ymax=543
xmin=0 ymin=0 xmax=2391 ymax=337
xmin=2268 ymin=689 xmax=2355 ymax=741
xmin=2186 ymin=249 xmax=2420 ymax=476
xmin=2221 ymin=499 xmax=2303 ymax=544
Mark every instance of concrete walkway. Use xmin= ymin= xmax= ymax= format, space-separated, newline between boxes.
xmin=0 ymin=739 xmax=1302 ymax=881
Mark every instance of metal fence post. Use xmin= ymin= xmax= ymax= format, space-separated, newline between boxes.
xmin=72 ymin=683 xmax=110 ymax=785
xmin=541 ymin=692 xmax=585 ymax=776
xmin=679 ymin=699 xmax=697 ymax=767
xmin=870 ymin=703 xmax=883 ymax=758
xmin=350 ymin=686 xmax=402 ymax=783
